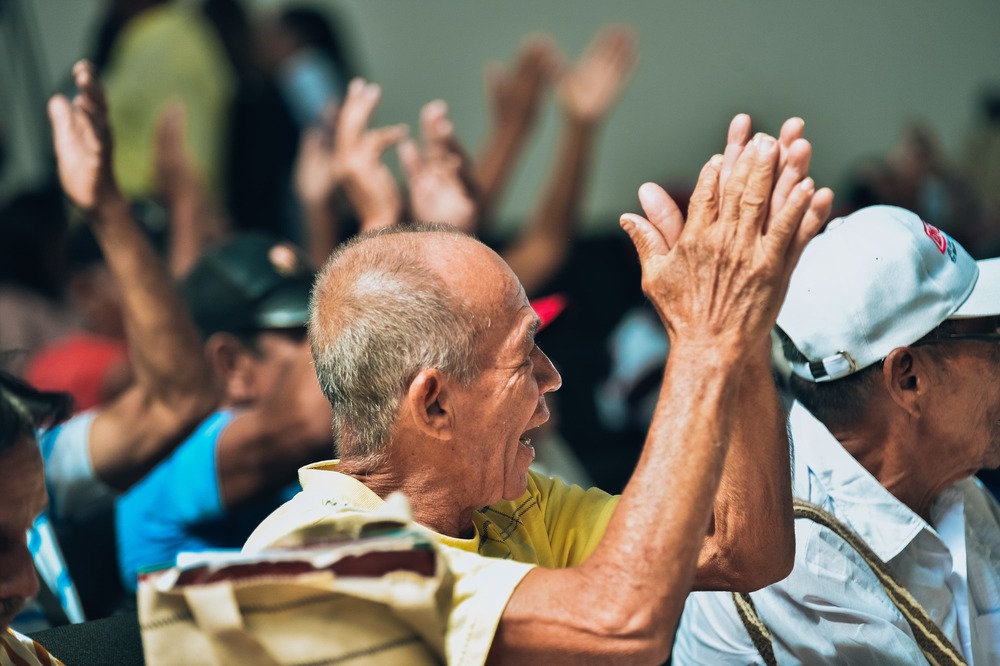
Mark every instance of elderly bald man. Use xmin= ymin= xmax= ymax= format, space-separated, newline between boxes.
xmin=246 ymin=125 xmax=833 ymax=664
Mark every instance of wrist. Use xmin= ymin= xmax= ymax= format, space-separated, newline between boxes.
xmin=561 ymin=113 xmax=599 ymax=135
xmin=89 ymin=187 xmax=129 ymax=221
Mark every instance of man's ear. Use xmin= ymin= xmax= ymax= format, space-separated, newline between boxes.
xmin=882 ymin=347 xmax=924 ymax=417
xmin=405 ymin=368 xmax=453 ymax=440
xmin=205 ymin=333 xmax=257 ymax=404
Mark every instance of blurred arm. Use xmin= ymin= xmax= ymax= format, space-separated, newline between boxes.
xmin=48 ymin=60 xmax=219 ymax=491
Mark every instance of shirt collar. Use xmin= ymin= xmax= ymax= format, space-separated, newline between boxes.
xmin=297 ymin=459 xmax=482 ymax=552
xmin=789 ymin=402 xmax=928 ymax=562
xmin=298 ymin=459 xmax=385 ymax=512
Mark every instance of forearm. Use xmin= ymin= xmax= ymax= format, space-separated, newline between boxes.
xmin=476 ymin=122 xmax=533 ymax=223
xmin=694 ymin=345 xmax=794 ymax=591
xmin=492 ymin=347 xmax=744 ymax=663
xmin=501 ymin=118 xmax=595 ymax=294
xmin=302 ymin=200 xmax=339 ymax=269
xmin=167 ymin=188 xmax=204 ymax=278
xmin=88 ymin=192 xmax=217 ymax=487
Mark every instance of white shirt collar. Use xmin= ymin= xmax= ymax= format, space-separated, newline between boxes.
xmin=789 ymin=401 xmax=928 ymax=563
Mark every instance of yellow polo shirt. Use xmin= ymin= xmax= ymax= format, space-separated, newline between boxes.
xmin=244 ymin=462 xmax=619 ymax=665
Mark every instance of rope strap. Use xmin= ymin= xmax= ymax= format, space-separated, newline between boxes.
xmin=732 ymin=498 xmax=967 ymax=666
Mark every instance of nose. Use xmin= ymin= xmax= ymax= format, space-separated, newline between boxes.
xmin=0 ymin=541 xmax=40 ymax=608
xmin=534 ymin=346 xmax=562 ymax=394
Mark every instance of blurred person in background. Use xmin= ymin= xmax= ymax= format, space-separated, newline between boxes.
xmin=0 ymin=375 xmax=68 ymax=665
xmin=115 ymin=232 xmax=335 ymax=590
xmin=0 ymin=188 xmax=77 ymax=377
xmin=93 ymin=0 xmax=235 ymax=205
xmin=8 ymin=59 xmax=220 ymax=629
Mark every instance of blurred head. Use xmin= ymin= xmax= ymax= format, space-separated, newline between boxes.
xmin=0 ymin=372 xmax=70 ymax=631
xmin=181 ymin=233 xmax=314 ymax=405
xmin=311 ymin=225 xmax=561 ymax=502
xmin=778 ymin=205 xmax=1000 ymax=483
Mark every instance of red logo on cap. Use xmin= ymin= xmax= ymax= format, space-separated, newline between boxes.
xmin=923 ymin=221 xmax=948 ymax=254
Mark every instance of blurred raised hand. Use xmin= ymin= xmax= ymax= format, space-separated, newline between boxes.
xmin=476 ymin=35 xmax=560 ymax=224
xmin=155 ymin=102 xmax=227 ymax=277
xmin=400 ymin=100 xmax=479 ymax=233
xmin=555 ymin=25 xmax=637 ymax=126
xmin=47 ymin=61 xmax=217 ymax=490
xmin=334 ymin=78 xmax=408 ymax=233
xmin=500 ymin=25 xmax=638 ymax=296
xmin=48 ymin=60 xmax=121 ymax=215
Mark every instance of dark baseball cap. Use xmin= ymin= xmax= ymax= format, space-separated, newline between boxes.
xmin=180 ymin=233 xmax=313 ymax=338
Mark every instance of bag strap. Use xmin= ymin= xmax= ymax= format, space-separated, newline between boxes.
xmin=732 ymin=498 xmax=968 ymax=666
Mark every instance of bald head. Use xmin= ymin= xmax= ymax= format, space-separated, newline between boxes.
xmin=310 ymin=224 xmax=508 ymax=462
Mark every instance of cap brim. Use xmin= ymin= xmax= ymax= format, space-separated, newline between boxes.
xmin=951 ymin=257 xmax=1000 ymax=319
xmin=253 ymin=280 xmax=312 ymax=329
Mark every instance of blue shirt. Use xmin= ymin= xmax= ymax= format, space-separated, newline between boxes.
xmin=115 ymin=410 xmax=298 ymax=590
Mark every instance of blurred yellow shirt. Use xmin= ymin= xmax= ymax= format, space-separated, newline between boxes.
xmin=103 ymin=4 xmax=235 ymax=200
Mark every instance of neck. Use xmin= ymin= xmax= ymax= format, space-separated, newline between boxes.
xmin=836 ymin=429 xmax=948 ymax=522
xmin=338 ymin=456 xmax=477 ymax=538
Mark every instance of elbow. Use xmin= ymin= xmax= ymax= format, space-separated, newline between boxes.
xmin=165 ymin=386 xmax=220 ymax=434
xmin=696 ymin=528 xmax=794 ymax=592
xmin=582 ymin=603 xmax=675 ymax=666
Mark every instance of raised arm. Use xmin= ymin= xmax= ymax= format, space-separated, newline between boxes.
xmin=489 ymin=132 xmax=831 ymax=664
xmin=501 ymin=25 xmax=637 ymax=296
xmin=48 ymin=60 xmax=218 ymax=490
xmin=154 ymin=102 xmax=227 ymax=278
xmin=295 ymin=102 xmax=344 ymax=268
xmin=640 ymin=115 xmax=834 ymax=591
xmin=475 ymin=35 xmax=559 ymax=226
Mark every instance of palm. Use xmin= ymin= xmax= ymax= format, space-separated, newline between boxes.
xmin=48 ymin=61 xmax=118 ymax=214
xmin=557 ymin=26 xmax=637 ymax=123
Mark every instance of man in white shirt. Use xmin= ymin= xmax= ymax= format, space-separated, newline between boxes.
xmin=676 ymin=205 xmax=1000 ymax=665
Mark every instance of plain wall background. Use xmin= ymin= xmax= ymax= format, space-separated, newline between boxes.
xmin=2 ymin=0 xmax=998 ymax=234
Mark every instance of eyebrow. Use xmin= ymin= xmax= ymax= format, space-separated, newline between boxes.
xmin=525 ymin=318 xmax=541 ymax=347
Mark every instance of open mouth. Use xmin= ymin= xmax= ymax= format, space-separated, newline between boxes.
xmin=518 ymin=435 xmax=535 ymax=455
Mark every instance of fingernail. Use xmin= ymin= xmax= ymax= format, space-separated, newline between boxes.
xmin=752 ymin=133 xmax=776 ymax=150
xmin=798 ymin=177 xmax=815 ymax=191
xmin=710 ymin=154 xmax=724 ymax=167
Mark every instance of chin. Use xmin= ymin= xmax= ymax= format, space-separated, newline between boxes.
xmin=501 ymin=471 xmax=531 ymax=500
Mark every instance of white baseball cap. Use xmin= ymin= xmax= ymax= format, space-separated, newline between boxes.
xmin=777 ymin=205 xmax=1000 ymax=383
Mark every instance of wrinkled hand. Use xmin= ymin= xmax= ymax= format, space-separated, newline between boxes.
xmin=48 ymin=60 xmax=121 ymax=214
xmin=485 ymin=34 xmax=560 ymax=136
xmin=294 ymin=102 xmax=341 ymax=206
xmin=620 ymin=130 xmax=833 ymax=352
xmin=400 ymin=100 xmax=479 ymax=233
xmin=335 ymin=78 xmax=408 ymax=231
xmin=556 ymin=25 xmax=637 ymax=125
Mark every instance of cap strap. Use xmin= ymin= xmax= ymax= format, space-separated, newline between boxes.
xmin=789 ymin=351 xmax=857 ymax=383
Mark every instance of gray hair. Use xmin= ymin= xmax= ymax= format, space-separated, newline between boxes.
xmin=309 ymin=224 xmax=482 ymax=464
